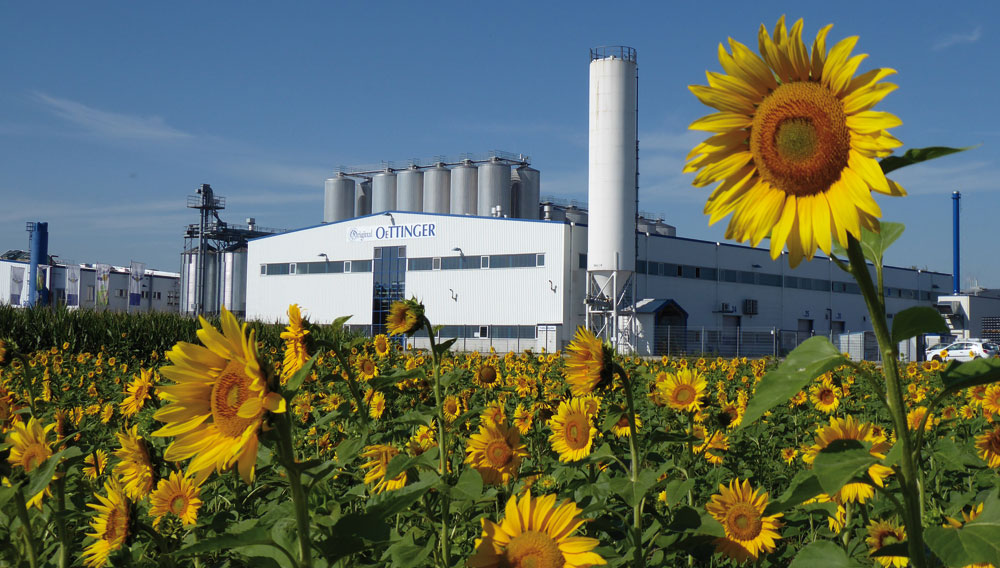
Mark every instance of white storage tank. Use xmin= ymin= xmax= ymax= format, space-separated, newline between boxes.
xmin=478 ymin=158 xmax=511 ymax=217
xmin=423 ymin=163 xmax=451 ymax=214
xmin=324 ymin=174 xmax=356 ymax=223
xmin=588 ymin=46 xmax=637 ymax=284
xmin=372 ymin=171 xmax=397 ymax=213
xmin=654 ymin=220 xmax=676 ymax=237
xmin=450 ymin=161 xmax=478 ymax=215
xmin=397 ymin=166 xmax=424 ymax=212
xmin=180 ymin=247 xmax=219 ymax=315
xmin=356 ymin=180 xmax=372 ymax=217
xmin=221 ymin=247 xmax=247 ymax=315
xmin=514 ymin=166 xmax=540 ymax=219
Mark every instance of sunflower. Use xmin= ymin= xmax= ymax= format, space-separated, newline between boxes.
xmin=153 ymin=306 xmax=286 ymax=484
xmin=475 ymin=363 xmax=501 ymax=389
xmin=4 ymin=416 xmax=55 ymax=507
xmin=982 ymin=384 xmax=1000 ymax=416
xmin=976 ymin=425 xmax=1000 ymax=468
xmin=809 ymin=383 xmax=841 ymax=414
xmin=610 ymin=412 xmax=641 ymax=438
xmin=113 ymin=425 xmax=155 ymax=501
xmin=548 ymin=398 xmax=597 ymax=462
xmin=148 ymin=470 xmax=202 ymax=527
xmin=359 ymin=444 xmax=407 ymax=493
xmin=694 ymin=426 xmax=730 ymax=465
xmin=513 ymin=404 xmax=534 ymax=434
xmin=804 ymin=416 xmax=893 ymax=503
xmin=907 ymin=406 xmax=935 ymax=431
xmin=443 ymin=395 xmax=462 ymax=422
xmin=120 ymin=368 xmax=154 ymax=418
xmin=368 ymin=390 xmax=386 ymax=420
xmin=84 ymin=449 xmax=109 ymax=480
xmin=465 ymin=421 xmax=528 ymax=486
xmin=467 ymin=491 xmax=606 ymax=568
xmin=705 ymin=479 xmax=783 ymax=562
xmin=386 ymin=299 xmax=424 ymax=336
xmin=656 ymin=368 xmax=707 ymax=412
xmin=866 ymin=519 xmax=907 ymax=568
xmin=280 ymin=304 xmax=310 ymax=384
xmin=357 ymin=356 xmax=379 ymax=381
xmin=82 ymin=481 xmax=130 ymax=568
xmin=373 ymin=333 xmax=391 ymax=357
xmin=780 ymin=447 xmax=798 ymax=464
xmin=960 ymin=405 xmax=978 ymax=420
xmin=564 ymin=327 xmax=609 ymax=397
xmin=408 ymin=423 xmax=436 ymax=455
xmin=686 ymin=16 xmax=904 ymax=267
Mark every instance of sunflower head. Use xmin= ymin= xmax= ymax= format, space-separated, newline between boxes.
xmin=705 ymin=478 xmax=783 ymax=562
xmin=5 ymin=416 xmax=55 ymax=473
xmin=82 ymin=480 xmax=131 ymax=568
xmin=687 ymin=16 xmax=904 ymax=267
xmin=464 ymin=421 xmax=528 ymax=486
xmin=386 ymin=299 xmax=425 ymax=336
xmin=564 ymin=327 xmax=614 ymax=397
xmin=866 ymin=519 xmax=908 ymax=568
xmin=149 ymin=471 xmax=202 ymax=527
xmin=547 ymin=398 xmax=597 ymax=463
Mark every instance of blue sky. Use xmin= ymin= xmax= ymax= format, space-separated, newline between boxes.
xmin=2 ymin=2 xmax=998 ymax=288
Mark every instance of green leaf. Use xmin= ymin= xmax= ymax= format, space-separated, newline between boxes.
xmin=789 ymin=540 xmax=863 ymax=567
xmin=940 ymin=357 xmax=1000 ymax=391
xmin=450 ymin=467 xmax=483 ymax=501
xmin=576 ymin=443 xmax=616 ymax=466
xmin=177 ymin=526 xmax=274 ymax=556
xmin=282 ymin=353 xmax=318 ymax=398
xmin=812 ymin=439 xmax=877 ymax=496
xmin=891 ymin=306 xmax=949 ymax=345
xmin=870 ymin=542 xmax=909 ymax=559
xmin=739 ymin=337 xmax=846 ymax=429
xmin=0 ymin=482 xmax=19 ymax=510
xmin=333 ymin=475 xmax=437 ymax=543
xmin=369 ymin=368 xmax=425 ymax=391
xmin=26 ymin=446 xmax=81 ymax=499
xmin=384 ymin=530 xmax=436 ymax=568
xmin=662 ymin=478 xmax=695 ymax=508
xmin=859 ymin=222 xmax=905 ymax=268
xmin=879 ymin=146 xmax=974 ymax=175
xmin=334 ymin=435 xmax=366 ymax=465
xmin=611 ymin=469 xmax=660 ymax=508
xmin=384 ymin=448 xmax=438 ymax=480
xmin=330 ymin=314 xmax=353 ymax=332
xmin=434 ymin=337 xmax=458 ymax=356
xmin=764 ymin=471 xmax=825 ymax=515
xmin=926 ymin=490 xmax=1000 ymax=567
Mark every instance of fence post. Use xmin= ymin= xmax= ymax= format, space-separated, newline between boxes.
xmin=701 ymin=327 xmax=705 ymax=354
xmin=667 ymin=325 xmax=670 ymax=356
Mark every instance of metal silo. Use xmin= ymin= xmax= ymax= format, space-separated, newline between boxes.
xmin=586 ymin=46 xmax=638 ymax=351
xmin=477 ymin=158 xmax=511 ymax=217
xmin=324 ymin=174 xmax=356 ymax=222
xmin=181 ymin=247 xmax=219 ymax=315
xmin=450 ymin=160 xmax=478 ymax=215
xmin=396 ymin=166 xmax=424 ymax=212
xmin=423 ymin=163 xmax=451 ymax=214
xmin=221 ymin=246 xmax=247 ymax=316
xmin=356 ymin=180 xmax=372 ymax=217
xmin=372 ymin=171 xmax=397 ymax=213
xmin=514 ymin=166 xmax=540 ymax=219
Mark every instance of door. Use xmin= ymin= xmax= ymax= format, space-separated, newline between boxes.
xmin=372 ymin=246 xmax=407 ymax=337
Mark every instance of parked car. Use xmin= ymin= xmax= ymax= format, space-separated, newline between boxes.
xmin=926 ymin=340 xmax=999 ymax=362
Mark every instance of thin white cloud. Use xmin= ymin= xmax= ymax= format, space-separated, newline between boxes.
xmin=34 ymin=92 xmax=193 ymax=140
xmin=225 ymin=161 xmax=332 ymax=188
xmin=932 ymin=26 xmax=983 ymax=51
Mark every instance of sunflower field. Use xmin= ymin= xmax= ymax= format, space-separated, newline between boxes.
xmin=2 ymin=298 xmax=1000 ymax=568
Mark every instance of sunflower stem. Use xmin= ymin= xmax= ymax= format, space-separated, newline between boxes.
xmin=423 ymin=318 xmax=451 ymax=568
xmin=616 ymin=362 xmax=645 ymax=568
xmin=846 ymin=236 xmax=926 ymax=568
xmin=13 ymin=486 xmax=39 ymax=568
xmin=53 ymin=474 xmax=71 ymax=568
xmin=276 ymin=413 xmax=313 ymax=568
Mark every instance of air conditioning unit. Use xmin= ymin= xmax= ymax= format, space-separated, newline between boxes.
xmin=743 ymin=299 xmax=758 ymax=315
xmin=720 ymin=302 xmax=734 ymax=313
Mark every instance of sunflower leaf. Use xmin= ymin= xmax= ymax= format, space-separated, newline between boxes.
xmin=891 ymin=306 xmax=949 ymax=345
xmin=26 ymin=446 xmax=81 ymax=500
xmin=449 ymin=467 xmax=483 ymax=501
xmin=925 ymin=489 xmax=1000 ymax=567
xmin=739 ymin=336 xmax=846 ymax=429
xmin=858 ymin=222 xmax=905 ymax=268
xmin=940 ymin=356 xmax=1000 ymax=391
xmin=879 ymin=146 xmax=975 ymax=175
xmin=789 ymin=540 xmax=864 ymax=567
xmin=177 ymin=526 xmax=274 ymax=555
xmin=281 ymin=353 xmax=318 ymax=399
xmin=812 ymin=439 xmax=877 ymax=496
xmin=764 ymin=470 xmax=824 ymax=515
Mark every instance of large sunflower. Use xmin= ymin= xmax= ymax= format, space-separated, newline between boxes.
xmin=149 ymin=470 xmax=202 ymax=527
xmin=548 ymin=398 xmax=597 ymax=463
xmin=467 ymin=491 xmax=606 ymax=568
xmin=4 ymin=416 xmax=55 ymax=508
xmin=386 ymin=299 xmax=424 ymax=336
xmin=804 ymin=415 xmax=893 ymax=503
xmin=976 ymin=425 xmax=1000 ymax=468
xmin=153 ymin=306 xmax=286 ymax=485
xmin=82 ymin=481 xmax=130 ymax=568
xmin=359 ymin=444 xmax=407 ymax=494
xmin=656 ymin=368 xmax=707 ymax=412
xmin=564 ymin=327 xmax=609 ymax=397
xmin=705 ymin=478 xmax=783 ymax=562
xmin=280 ymin=304 xmax=310 ymax=384
xmin=113 ymin=425 xmax=155 ymax=500
xmin=686 ymin=16 xmax=904 ymax=267
xmin=465 ymin=421 xmax=528 ymax=486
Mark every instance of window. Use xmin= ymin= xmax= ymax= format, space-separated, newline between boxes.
xmin=115 ymin=289 xmax=125 ymax=298
xmin=536 ymin=254 xmax=545 ymax=267
xmin=721 ymin=269 xmax=740 ymax=283
xmin=481 ymin=256 xmax=489 ymax=269
xmin=141 ymin=291 xmax=148 ymax=299
xmin=353 ymin=260 xmax=372 ymax=272
xmin=699 ymin=267 xmax=717 ymax=280
xmin=266 ymin=263 xmax=290 ymax=275
xmin=433 ymin=257 xmax=441 ymax=270
xmin=740 ymin=271 xmax=755 ymax=284
xmin=87 ymin=286 xmax=95 ymax=301
xmin=681 ymin=265 xmax=697 ymax=279
xmin=812 ymin=279 xmax=830 ymax=292
xmin=579 ymin=254 xmax=587 ymax=269
xmin=154 ymin=291 xmax=162 ymax=300
xmin=784 ymin=276 xmax=798 ymax=288
xmin=288 ymin=263 xmax=296 ymax=275
xmin=408 ymin=258 xmax=433 ymax=271
xmin=477 ymin=326 xmax=489 ymax=338
xmin=260 ymin=264 xmax=266 ymax=275
xmin=344 ymin=261 xmax=352 ymax=273
xmin=636 ymin=260 xmax=647 ymax=274
xmin=758 ymin=273 xmax=782 ymax=287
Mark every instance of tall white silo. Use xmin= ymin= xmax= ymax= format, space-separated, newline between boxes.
xmin=324 ymin=174 xmax=356 ymax=222
xmin=372 ymin=171 xmax=397 ymax=213
xmin=514 ymin=166 xmax=540 ymax=219
xmin=586 ymin=46 xmax=638 ymax=352
xmin=478 ymin=158 xmax=511 ymax=217
xmin=356 ymin=180 xmax=372 ymax=217
xmin=397 ymin=166 xmax=424 ymax=212
xmin=423 ymin=163 xmax=451 ymax=213
xmin=450 ymin=160 xmax=478 ymax=215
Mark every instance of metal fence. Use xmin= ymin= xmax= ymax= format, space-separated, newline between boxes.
xmin=651 ymin=325 xmax=948 ymax=362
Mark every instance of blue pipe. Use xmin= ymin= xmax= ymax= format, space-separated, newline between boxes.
xmin=27 ymin=221 xmax=49 ymax=307
xmin=953 ymin=191 xmax=960 ymax=294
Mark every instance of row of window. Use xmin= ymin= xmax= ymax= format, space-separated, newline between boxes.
xmin=262 ymin=253 xmax=544 ymax=276
xmin=409 ymin=324 xmax=539 ymax=339
xmin=409 ymin=253 xmax=544 ymax=271
xmin=579 ymin=254 xmax=934 ymax=301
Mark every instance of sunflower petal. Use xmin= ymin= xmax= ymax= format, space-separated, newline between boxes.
xmin=689 ymin=112 xmax=753 ymax=133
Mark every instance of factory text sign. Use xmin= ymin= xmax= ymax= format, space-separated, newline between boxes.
xmin=347 ymin=223 xmax=437 ymax=242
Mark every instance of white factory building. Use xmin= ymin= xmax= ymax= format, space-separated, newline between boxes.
xmin=242 ymin=45 xmax=955 ymax=357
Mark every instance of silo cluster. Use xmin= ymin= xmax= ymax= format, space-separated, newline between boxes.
xmin=322 ymin=157 xmax=540 ymax=223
